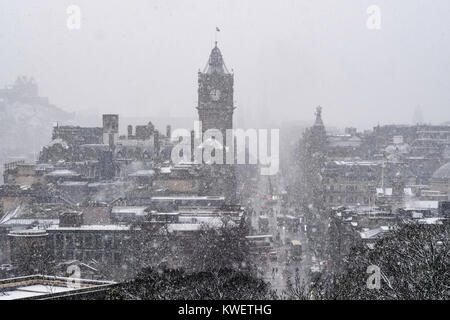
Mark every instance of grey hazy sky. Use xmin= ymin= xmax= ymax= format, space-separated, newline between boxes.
xmin=1 ymin=0 xmax=449 ymax=130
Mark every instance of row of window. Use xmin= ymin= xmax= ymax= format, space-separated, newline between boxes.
xmin=327 ymin=196 xmax=372 ymax=204
xmin=50 ymin=233 xmax=131 ymax=250
xmin=54 ymin=249 xmax=123 ymax=264
xmin=326 ymin=184 xmax=375 ymax=192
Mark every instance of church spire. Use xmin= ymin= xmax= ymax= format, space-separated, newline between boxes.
xmin=309 ymin=106 xmax=327 ymax=154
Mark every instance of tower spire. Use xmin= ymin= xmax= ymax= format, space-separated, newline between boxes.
xmin=314 ymin=106 xmax=324 ymax=127
xmin=203 ymin=42 xmax=229 ymax=74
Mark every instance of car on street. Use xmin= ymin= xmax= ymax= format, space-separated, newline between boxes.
xmin=268 ymin=251 xmax=278 ymax=261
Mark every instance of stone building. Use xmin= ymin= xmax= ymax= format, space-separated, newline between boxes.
xmin=197 ymin=42 xmax=234 ymax=139
xmin=196 ymin=42 xmax=237 ymax=202
xmin=323 ymin=160 xmax=381 ymax=207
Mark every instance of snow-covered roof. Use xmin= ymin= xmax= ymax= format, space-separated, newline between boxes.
xmin=0 ymin=275 xmax=115 ymax=300
xmin=8 ymin=229 xmax=48 ymax=237
xmin=160 ymin=167 xmax=172 ymax=174
xmin=331 ymin=160 xmax=381 ymax=167
xmin=0 ymin=219 xmax=59 ymax=226
xmin=59 ymin=181 xmax=88 ymax=186
xmin=167 ymin=223 xmax=202 ymax=232
xmin=403 ymin=201 xmax=438 ymax=210
xmin=46 ymin=169 xmax=79 ymax=177
xmin=151 ymin=196 xmax=225 ymax=201
xmin=111 ymin=206 xmax=148 ymax=216
xmin=128 ymin=170 xmax=155 ymax=177
xmin=417 ymin=217 xmax=446 ymax=225
xmin=167 ymin=219 xmax=227 ymax=232
xmin=376 ymin=188 xmax=392 ymax=196
xmin=360 ymin=226 xmax=391 ymax=240
xmin=47 ymin=224 xmax=133 ymax=231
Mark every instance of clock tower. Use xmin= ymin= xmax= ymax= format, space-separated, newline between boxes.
xmin=197 ymin=42 xmax=237 ymax=203
xmin=197 ymin=41 xmax=234 ymax=140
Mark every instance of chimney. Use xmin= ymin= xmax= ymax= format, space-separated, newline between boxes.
xmin=166 ymin=125 xmax=171 ymax=139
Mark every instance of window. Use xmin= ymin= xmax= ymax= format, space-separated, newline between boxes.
xmin=65 ymin=234 xmax=74 ymax=249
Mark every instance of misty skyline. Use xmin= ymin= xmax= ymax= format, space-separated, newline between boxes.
xmin=1 ymin=0 xmax=449 ymax=130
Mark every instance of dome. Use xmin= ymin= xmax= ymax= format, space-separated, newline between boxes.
xmin=432 ymin=162 xmax=450 ymax=180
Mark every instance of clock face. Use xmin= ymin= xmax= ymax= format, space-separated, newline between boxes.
xmin=210 ymin=89 xmax=221 ymax=101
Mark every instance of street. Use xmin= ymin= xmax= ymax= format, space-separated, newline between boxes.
xmin=248 ymin=173 xmax=312 ymax=294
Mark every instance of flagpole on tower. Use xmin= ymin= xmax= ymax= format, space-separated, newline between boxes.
xmin=215 ymin=27 xmax=220 ymax=46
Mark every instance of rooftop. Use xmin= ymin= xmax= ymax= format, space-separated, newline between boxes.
xmin=47 ymin=224 xmax=133 ymax=231
xmin=111 ymin=206 xmax=148 ymax=216
xmin=128 ymin=169 xmax=155 ymax=177
xmin=0 ymin=275 xmax=115 ymax=300
xmin=432 ymin=162 xmax=450 ymax=180
xmin=46 ymin=169 xmax=80 ymax=177
xmin=360 ymin=226 xmax=392 ymax=240
xmin=202 ymin=42 xmax=230 ymax=74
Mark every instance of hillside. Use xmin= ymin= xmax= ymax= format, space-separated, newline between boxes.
xmin=0 ymin=80 xmax=73 ymax=181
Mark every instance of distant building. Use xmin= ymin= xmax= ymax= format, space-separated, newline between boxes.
xmin=3 ymin=161 xmax=46 ymax=186
xmin=323 ymin=160 xmax=381 ymax=207
xmin=0 ymin=76 xmax=49 ymax=105
xmin=431 ymin=162 xmax=450 ymax=195
xmin=51 ymin=125 xmax=103 ymax=147
xmin=102 ymin=114 xmax=119 ymax=148
xmin=152 ymin=164 xmax=202 ymax=196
